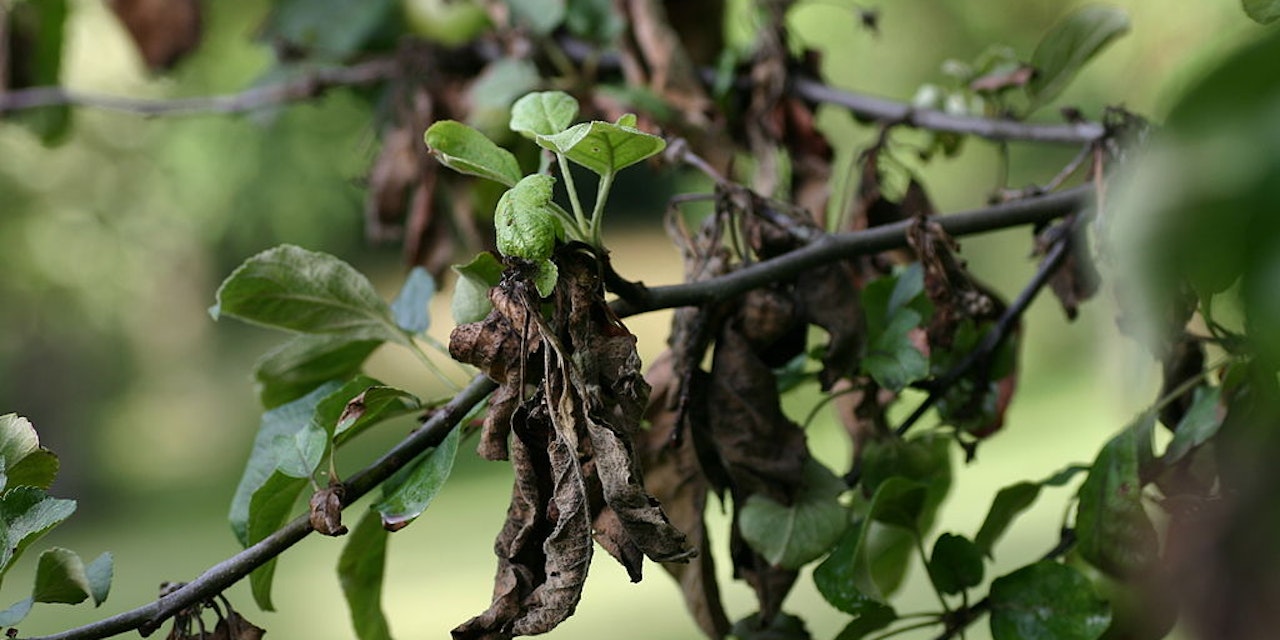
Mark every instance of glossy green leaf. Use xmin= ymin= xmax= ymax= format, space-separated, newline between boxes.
xmin=507 ymin=0 xmax=567 ymax=36
xmin=260 ymin=0 xmax=396 ymax=60
xmin=813 ymin=517 xmax=888 ymax=614
xmin=338 ymin=509 xmax=392 ymax=640
xmin=333 ymin=386 xmax=423 ymax=446
xmin=989 ymin=561 xmax=1110 ymax=640
xmin=974 ymin=463 xmax=1088 ymax=558
xmin=0 ymin=414 xmax=58 ymax=491
xmin=1164 ymin=386 xmax=1223 ymax=465
xmin=510 ymin=91 xmax=580 ymax=139
xmin=451 ymin=252 xmax=505 ymax=324
xmin=739 ymin=459 xmax=849 ymax=569
xmin=271 ymin=423 xmax=327 ymax=479
xmin=254 ymin=335 xmax=382 ymax=409
xmin=0 ymin=487 xmax=76 ymax=586
xmin=1027 ymin=6 xmax=1130 ymax=108
xmin=1243 ymin=0 xmax=1280 ymax=24
xmin=229 ymin=382 xmax=340 ymax=546
xmin=0 ymin=597 xmax=33 ymax=626
xmin=1076 ymin=414 xmax=1159 ymax=577
xmin=374 ymin=425 xmax=461 ymax=530
xmin=730 ymin=612 xmax=810 ymax=640
xmin=32 ymin=548 xmax=89 ymax=605
xmin=833 ymin=604 xmax=896 ymax=640
xmin=495 ymin=174 xmax=564 ymax=260
xmin=8 ymin=0 xmax=72 ymax=145
xmin=390 ymin=267 xmax=435 ymax=335
xmin=424 ymin=120 xmax=523 ymax=187
xmin=211 ymin=245 xmax=407 ymax=345
xmin=535 ymin=118 xmax=667 ymax=176
xmin=85 ymin=552 xmax=112 ymax=606
xmin=928 ymin=533 xmax=984 ymax=594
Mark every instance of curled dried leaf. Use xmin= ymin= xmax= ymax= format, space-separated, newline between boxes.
xmin=309 ymin=484 xmax=348 ymax=537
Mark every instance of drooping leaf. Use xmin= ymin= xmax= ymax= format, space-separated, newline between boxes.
xmin=32 ymin=547 xmax=89 ymax=605
xmin=495 ymin=174 xmax=564 ymax=261
xmin=333 ymin=386 xmax=423 ymax=446
xmin=535 ymin=118 xmax=667 ymax=176
xmin=510 ymin=91 xmax=579 ymax=139
xmin=506 ymin=0 xmax=567 ymax=36
xmin=451 ymin=252 xmax=505 ymax=325
xmin=0 ymin=414 xmax=58 ymax=491
xmin=271 ymin=422 xmax=327 ymax=479
xmin=247 ymin=472 xmax=308 ymax=611
xmin=974 ymin=482 xmax=1040 ymax=558
xmin=1163 ymin=386 xmax=1224 ymax=465
xmin=338 ymin=509 xmax=392 ymax=640
xmin=1243 ymin=0 xmax=1280 ymax=24
xmin=1075 ymin=414 xmax=1159 ymax=577
xmin=1027 ymin=6 xmax=1131 ymax=108
xmin=211 ymin=245 xmax=407 ymax=345
xmin=260 ymin=0 xmax=397 ymax=60
xmin=374 ymin=425 xmax=460 ymax=531
xmin=739 ymin=459 xmax=849 ymax=570
xmin=390 ymin=266 xmax=435 ymax=335
xmin=0 ymin=488 xmax=76 ymax=585
xmin=424 ymin=120 xmax=523 ymax=187
xmin=928 ymin=533 xmax=984 ymax=594
xmin=833 ymin=604 xmax=896 ymax=640
xmin=989 ymin=561 xmax=1111 ymax=640
xmin=0 ymin=597 xmax=33 ymax=626
xmin=85 ymin=552 xmax=112 ymax=606
xmin=253 ymin=335 xmax=381 ymax=409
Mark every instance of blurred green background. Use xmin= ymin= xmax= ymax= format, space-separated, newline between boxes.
xmin=0 ymin=0 xmax=1263 ymax=637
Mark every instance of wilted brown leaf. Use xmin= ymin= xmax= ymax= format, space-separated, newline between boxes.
xmin=214 ymin=611 xmax=266 ymax=640
xmin=107 ymin=0 xmax=202 ymax=70
xmin=1037 ymin=221 xmax=1100 ymax=321
xmin=309 ymin=483 xmax=348 ymax=536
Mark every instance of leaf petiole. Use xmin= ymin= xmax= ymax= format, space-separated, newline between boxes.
xmin=556 ymin=152 xmax=591 ymax=239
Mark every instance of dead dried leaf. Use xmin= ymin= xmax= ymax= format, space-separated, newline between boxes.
xmin=107 ymin=0 xmax=202 ymax=70
xmin=309 ymin=484 xmax=348 ymax=536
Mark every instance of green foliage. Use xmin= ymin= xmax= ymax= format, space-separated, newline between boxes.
xmin=7 ymin=0 xmax=71 ymax=144
xmin=450 ymin=252 xmax=505 ymax=324
xmin=1027 ymin=6 xmax=1130 ymax=109
xmin=338 ymin=510 xmax=393 ymax=640
xmin=0 ymin=414 xmax=58 ymax=491
xmin=859 ymin=269 xmax=930 ymax=391
xmin=1162 ymin=386 xmax=1223 ymax=465
xmin=390 ymin=267 xmax=436 ymax=335
xmin=534 ymin=117 xmax=667 ymax=177
xmin=927 ymin=533 xmax=984 ymax=595
xmin=254 ymin=336 xmax=383 ymax=409
xmin=988 ymin=561 xmax=1111 ymax=640
xmin=261 ymin=0 xmax=398 ymax=60
xmin=973 ymin=464 xmax=1088 ymax=557
xmin=1075 ymin=415 xmax=1159 ymax=578
xmin=1242 ymin=0 xmax=1280 ymax=23
xmin=495 ymin=174 xmax=564 ymax=261
xmin=373 ymin=425 xmax=460 ymax=530
xmin=739 ymin=459 xmax=848 ymax=569
xmin=510 ymin=91 xmax=580 ymax=139
xmin=424 ymin=120 xmax=524 ymax=187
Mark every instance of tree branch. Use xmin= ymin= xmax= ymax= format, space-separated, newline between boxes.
xmin=0 ymin=59 xmax=398 ymax=116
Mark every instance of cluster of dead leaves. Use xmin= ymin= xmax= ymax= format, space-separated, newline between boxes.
xmin=449 ymin=250 xmax=693 ymax=639
xmin=159 ymin=586 xmax=264 ymax=640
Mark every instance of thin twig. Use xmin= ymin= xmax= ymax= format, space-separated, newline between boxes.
xmin=0 ymin=59 xmax=399 ymax=116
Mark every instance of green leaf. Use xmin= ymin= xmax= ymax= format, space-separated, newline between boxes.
xmin=374 ymin=425 xmax=461 ymax=530
xmin=338 ymin=509 xmax=392 ymax=640
xmin=565 ymin=0 xmax=625 ymax=42
xmin=989 ymin=561 xmax=1111 ymax=640
xmin=813 ymin=517 xmax=889 ymax=615
xmin=730 ymin=612 xmax=810 ymax=640
xmin=495 ymin=174 xmax=564 ymax=260
xmin=0 ymin=598 xmax=33 ymax=627
xmin=1243 ymin=0 xmax=1280 ymax=24
xmin=866 ymin=477 xmax=927 ymax=531
xmin=507 ymin=0 xmax=567 ymax=36
xmin=974 ymin=482 xmax=1040 ymax=557
xmin=211 ymin=245 xmax=407 ymax=345
xmin=229 ymin=382 xmax=340 ymax=546
xmin=739 ymin=459 xmax=849 ymax=569
xmin=833 ymin=604 xmax=896 ymax=640
xmin=535 ymin=118 xmax=667 ymax=176
xmin=0 ymin=488 xmax=76 ymax=586
xmin=32 ymin=548 xmax=89 ymax=605
xmin=467 ymin=59 xmax=543 ymax=134
xmin=247 ymin=473 xmax=308 ymax=611
xmin=1164 ymin=386 xmax=1223 ymax=465
xmin=260 ymin=0 xmax=397 ymax=60
xmin=1027 ymin=6 xmax=1130 ymax=109
xmin=85 ymin=552 xmax=112 ymax=606
xmin=451 ymin=252 xmax=505 ymax=324
xmin=333 ymin=386 xmax=423 ymax=446
xmin=7 ymin=0 xmax=72 ymax=145
xmin=390 ymin=267 xmax=435 ymax=335
xmin=1075 ymin=414 xmax=1159 ymax=577
xmin=254 ymin=335 xmax=382 ymax=409
xmin=271 ymin=423 xmax=327 ymax=479
xmin=862 ymin=309 xmax=928 ymax=392
xmin=928 ymin=533 xmax=984 ymax=594
xmin=0 ymin=414 xmax=58 ymax=491
xmin=510 ymin=91 xmax=580 ymax=139
xmin=424 ymin=120 xmax=523 ymax=187
xmin=532 ymin=259 xmax=559 ymax=298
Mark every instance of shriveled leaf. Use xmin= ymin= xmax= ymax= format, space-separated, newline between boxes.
xmin=0 ymin=488 xmax=76 ymax=584
xmin=309 ymin=484 xmax=348 ymax=536
xmin=0 ymin=414 xmax=58 ymax=490
xmin=390 ymin=266 xmax=435 ymax=335
xmin=1076 ymin=414 xmax=1159 ymax=577
xmin=333 ymin=386 xmax=422 ymax=446
xmin=506 ymin=90 xmax=578 ymax=138
xmin=86 ymin=552 xmax=112 ymax=606
xmin=989 ymin=561 xmax=1110 ymax=640
xmin=229 ymin=382 xmax=340 ymax=545
xmin=928 ymin=533 xmax=984 ymax=594
xmin=451 ymin=252 xmax=504 ymax=324
xmin=425 ymin=120 xmax=522 ymax=187
xmin=32 ymin=547 xmax=89 ymax=605
xmin=536 ymin=118 xmax=667 ymax=176
xmin=0 ymin=597 xmax=33 ymax=626
xmin=215 ymin=610 xmax=267 ymax=640
xmin=834 ymin=604 xmax=896 ymax=640
xmin=339 ymin=509 xmax=392 ymax=640
xmin=211 ymin=245 xmax=406 ymax=345
xmin=740 ymin=460 xmax=848 ymax=569
xmin=507 ymin=0 xmax=566 ymax=35
xmin=374 ymin=425 xmax=460 ymax=531
xmin=271 ymin=422 xmax=326 ymax=479
xmin=1027 ymin=6 xmax=1131 ymax=108
xmin=1243 ymin=0 xmax=1280 ymax=24
xmin=1164 ymin=386 xmax=1223 ymax=465
xmin=495 ymin=174 xmax=563 ymax=260
xmin=253 ymin=335 xmax=381 ymax=409
xmin=108 ymin=0 xmax=202 ymax=70
xmin=260 ymin=0 xmax=396 ymax=60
